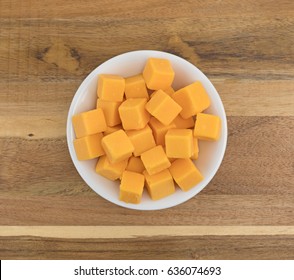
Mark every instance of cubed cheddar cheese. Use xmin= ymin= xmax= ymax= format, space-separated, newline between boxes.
xmin=144 ymin=169 xmax=175 ymax=200
xmin=125 ymin=74 xmax=149 ymax=99
xmin=148 ymin=117 xmax=176 ymax=146
xmin=169 ymin=158 xmax=203 ymax=191
xmin=101 ymin=129 xmax=134 ymax=163
xmin=95 ymin=155 xmax=128 ymax=181
xmin=173 ymin=81 xmax=210 ymax=119
xmin=194 ymin=113 xmax=221 ymax=141
xmin=119 ymin=171 xmax=145 ymax=204
xmin=97 ymin=74 xmax=125 ymax=102
xmin=165 ymin=129 xmax=194 ymax=158
xmin=143 ymin=58 xmax=175 ymax=90
xmin=72 ymin=108 xmax=107 ymax=138
xmin=146 ymin=90 xmax=182 ymax=125
xmin=141 ymin=145 xmax=171 ymax=175
xmin=126 ymin=156 xmax=145 ymax=173
xmin=191 ymin=137 xmax=199 ymax=160
xmin=118 ymin=98 xmax=150 ymax=130
xmin=126 ymin=125 xmax=156 ymax=156
xmin=173 ymin=115 xmax=194 ymax=129
xmin=73 ymin=133 xmax=105 ymax=160
xmin=96 ymin=99 xmax=122 ymax=127
xmin=103 ymin=124 xmax=123 ymax=136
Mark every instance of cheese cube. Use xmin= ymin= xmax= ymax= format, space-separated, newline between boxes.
xmin=118 ymin=98 xmax=150 ymax=130
xmin=73 ymin=133 xmax=105 ymax=160
xmin=126 ymin=125 xmax=156 ymax=156
xmin=97 ymin=74 xmax=125 ymax=102
xmin=144 ymin=169 xmax=175 ymax=200
xmin=143 ymin=58 xmax=175 ymax=90
xmin=148 ymin=117 xmax=175 ymax=146
xmin=96 ymin=99 xmax=122 ymax=127
xmin=191 ymin=137 xmax=199 ymax=160
xmin=125 ymin=74 xmax=149 ymax=99
xmin=173 ymin=81 xmax=210 ymax=119
xmin=101 ymin=129 xmax=134 ymax=163
xmin=194 ymin=113 xmax=221 ymax=141
xmin=173 ymin=115 xmax=194 ymax=129
xmin=119 ymin=171 xmax=145 ymax=204
xmin=103 ymin=124 xmax=123 ymax=136
xmin=126 ymin=156 xmax=145 ymax=173
xmin=141 ymin=145 xmax=171 ymax=175
xmin=72 ymin=108 xmax=107 ymax=138
xmin=169 ymin=158 xmax=203 ymax=191
xmin=145 ymin=90 xmax=182 ymax=125
xmin=165 ymin=129 xmax=194 ymax=158
xmin=95 ymin=155 xmax=128 ymax=181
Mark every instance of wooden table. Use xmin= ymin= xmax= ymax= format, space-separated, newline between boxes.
xmin=0 ymin=0 xmax=293 ymax=259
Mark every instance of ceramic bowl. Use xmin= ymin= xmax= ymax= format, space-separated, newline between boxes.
xmin=66 ymin=50 xmax=227 ymax=210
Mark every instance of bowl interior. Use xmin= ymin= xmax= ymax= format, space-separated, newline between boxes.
xmin=67 ymin=50 xmax=227 ymax=210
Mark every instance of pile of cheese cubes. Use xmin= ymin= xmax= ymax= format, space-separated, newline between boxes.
xmin=72 ymin=58 xmax=221 ymax=204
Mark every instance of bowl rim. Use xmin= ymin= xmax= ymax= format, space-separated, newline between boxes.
xmin=66 ymin=50 xmax=228 ymax=210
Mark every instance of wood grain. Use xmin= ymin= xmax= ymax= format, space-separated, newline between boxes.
xmin=0 ymin=0 xmax=293 ymax=259
xmin=1 ymin=226 xmax=294 ymax=259
xmin=1 ymin=234 xmax=294 ymax=260
xmin=2 ymin=226 xmax=294 ymax=238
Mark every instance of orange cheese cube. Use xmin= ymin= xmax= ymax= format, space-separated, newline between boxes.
xmin=141 ymin=145 xmax=171 ymax=175
xmin=126 ymin=156 xmax=145 ymax=173
xmin=72 ymin=108 xmax=107 ymax=138
xmin=103 ymin=124 xmax=123 ymax=136
xmin=144 ymin=169 xmax=175 ymax=200
xmin=169 ymin=158 xmax=203 ymax=191
xmin=101 ymin=129 xmax=134 ymax=163
xmin=165 ymin=129 xmax=194 ymax=158
xmin=119 ymin=171 xmax=145 ymax=204
xmin=118 ymin=98 xmax=150 ymax=130
xmin=126 ymin=125 xmax=156 ymax=156
xmin=143 ymin=58 xmax=175 ymax=90
xmin=173 ymin=81 xmax=210 ymax=119
xmin=145 ymin=90 xmax=182 ymax=125
xmin=148 ymin=117 xmax=175 ymax=146
xmin=173 ymin=115 xmax=194 ymax=129
xmin=191 ymin=137 xmax=199 ymax=160
xmin=194 ymin=113 xmax=221 ymax=141
xmin=95 ymin=155 xmax=128 ymax=181
xmin=96 ymin=99 xmax=122 ymax=127
xmin=73 ymin=133 xmax=105 ymax=160
xmin=97 ymin=74 xmax=125 ymax=102
xmin=125 ymin=74 xmax=149 ymax=99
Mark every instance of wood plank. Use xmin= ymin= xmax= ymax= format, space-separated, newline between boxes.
xmin=1 ymin=226 xmax=294 ymax=238
xmin=0 ymin=12 xmax=293 ymax=81
xmin=0 ymin=235 xmax=293 ymax=259
xmin=0 ymin=194 xmax=293 ymax=226
xmin=0 ymin=0 xmax=293 ymax=19
xmin=214 ymin=80 xmax=294 ymax=117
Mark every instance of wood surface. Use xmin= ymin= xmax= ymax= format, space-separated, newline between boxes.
xmin=0 ymin=0 xmax=293 ymax=259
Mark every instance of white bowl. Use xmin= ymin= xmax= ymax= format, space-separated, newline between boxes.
xmin=67 ymin=50 xmax=227 ymax=210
